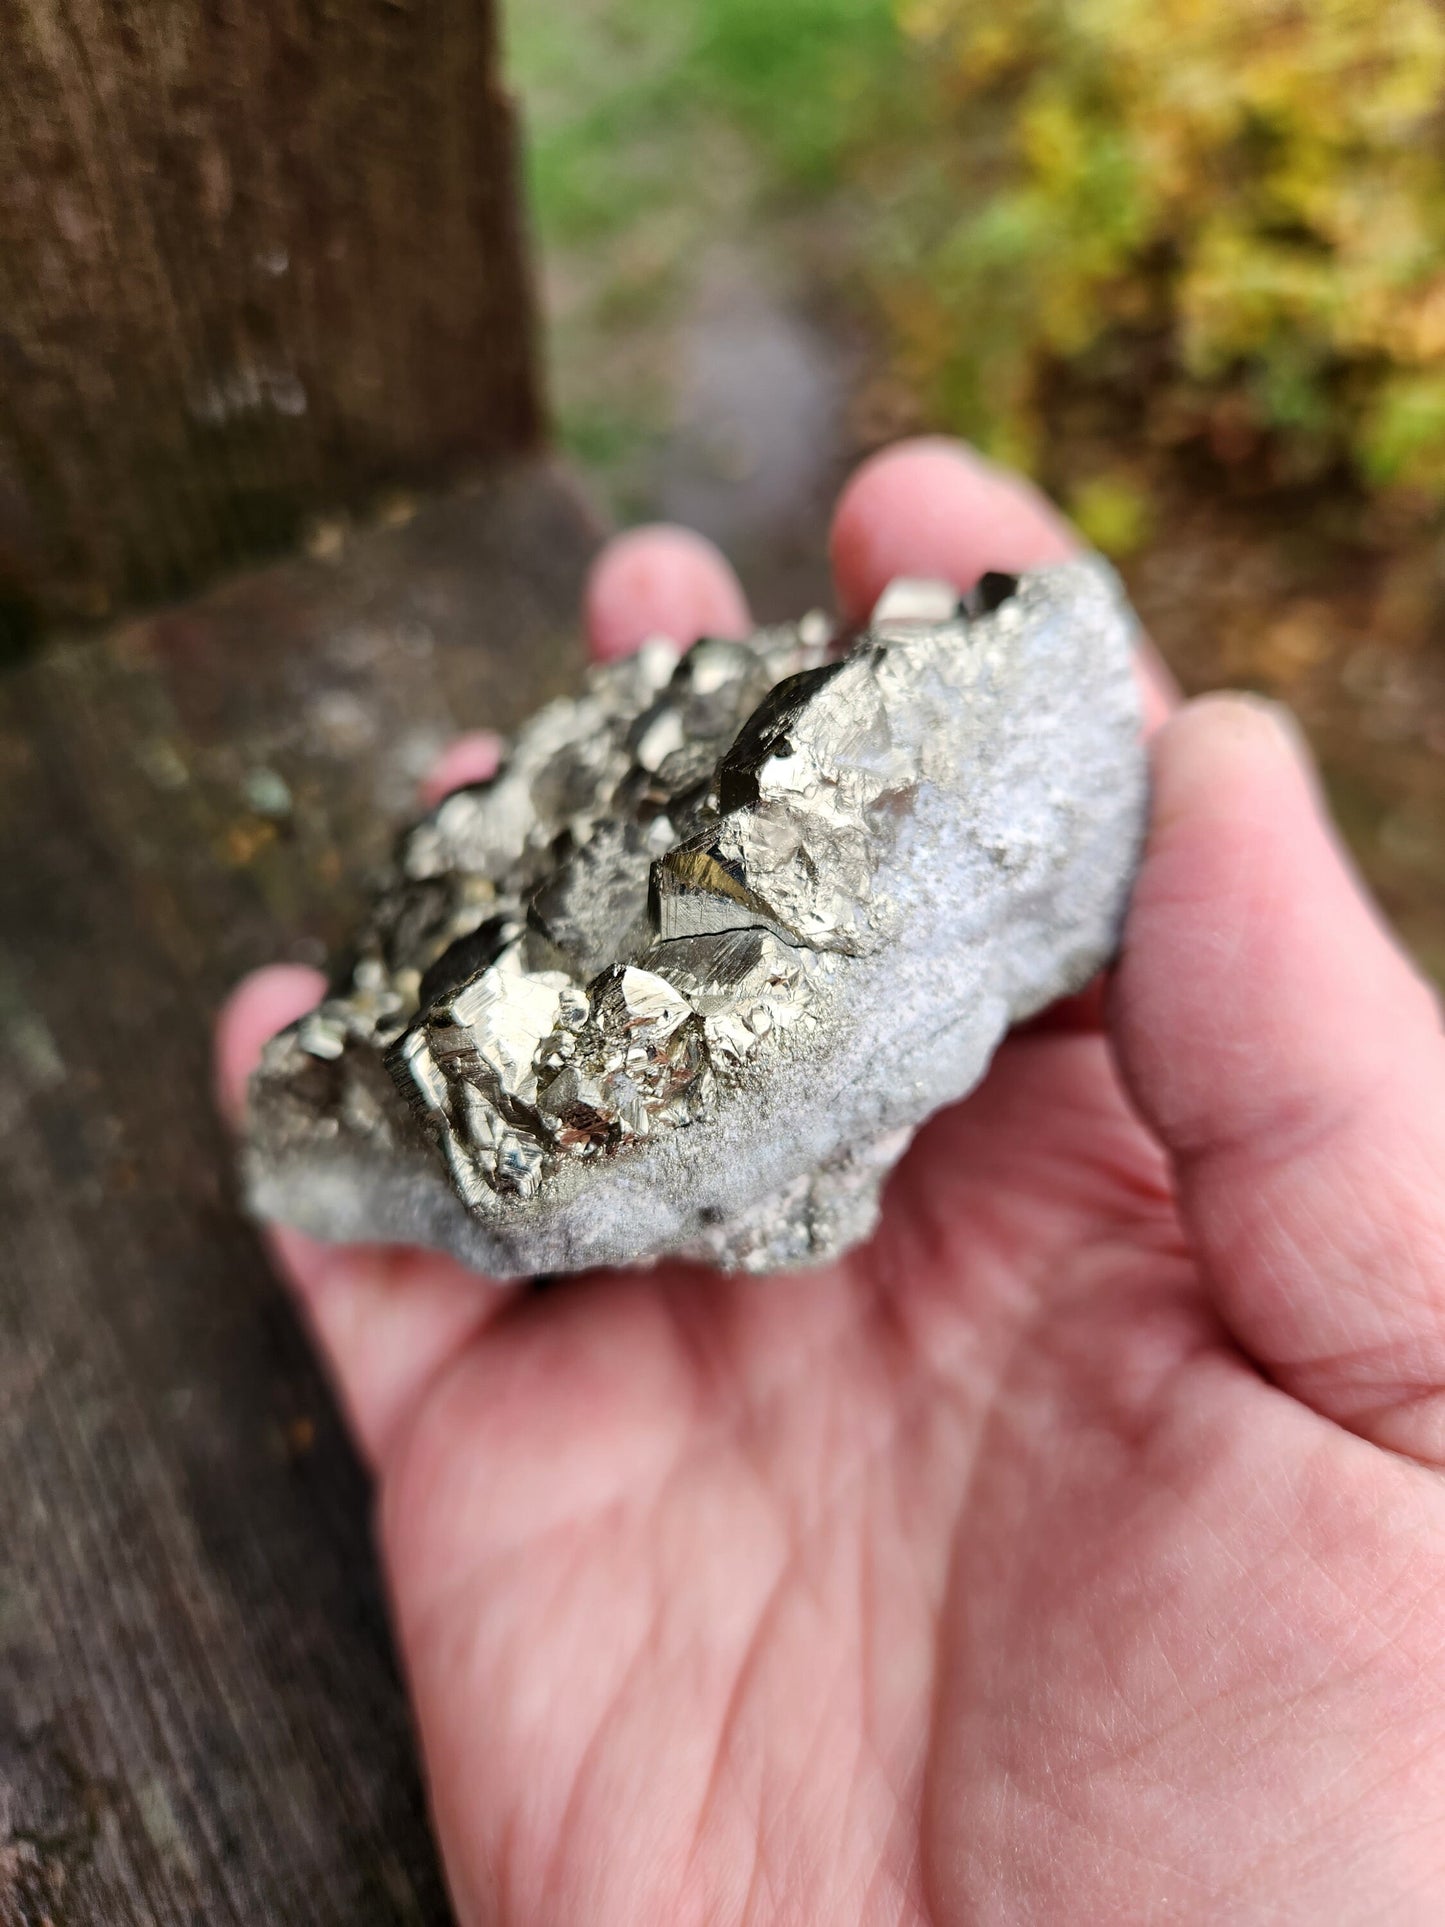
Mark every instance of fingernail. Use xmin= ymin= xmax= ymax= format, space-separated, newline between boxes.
xmin=1231 ymin=692 xmax=1313 ymax=764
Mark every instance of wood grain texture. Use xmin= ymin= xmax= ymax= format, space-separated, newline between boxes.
xmin=0 ymin=0 xmax=542 ymax=629
xmin=0 ymin=461 xmax=602 ymax=1924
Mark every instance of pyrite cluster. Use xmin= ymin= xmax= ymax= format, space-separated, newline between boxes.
xmin=245 ymin=560 xmax=1147 ymax=1276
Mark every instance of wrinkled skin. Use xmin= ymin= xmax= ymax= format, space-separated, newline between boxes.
xmin=220 ymin=442 xmax=1445 ymax=1925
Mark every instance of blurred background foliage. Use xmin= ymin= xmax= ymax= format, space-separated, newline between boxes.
xmin=893 ymin=0 xmax=1445 ymax=538
xmin=507 ymin=0 xmax=1445 ymax=977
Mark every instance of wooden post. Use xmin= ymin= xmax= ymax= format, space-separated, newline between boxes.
xmin=0 ymin=0 xmax=543 ymax=631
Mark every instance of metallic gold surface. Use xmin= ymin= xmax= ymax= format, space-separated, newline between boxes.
xmin=246 ymin=561 xmax=1147 ymax=1276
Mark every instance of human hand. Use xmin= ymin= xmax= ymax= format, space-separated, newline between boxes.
xmin=218 ymin=441 xmax=1445 ymax=1925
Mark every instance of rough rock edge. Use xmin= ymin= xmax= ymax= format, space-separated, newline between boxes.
xmin=244 ymin=558 xmax=1148 ymax=1277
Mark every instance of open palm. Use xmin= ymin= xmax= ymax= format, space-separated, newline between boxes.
xmin=221 ymin=443 xmax=1445 ymax=1925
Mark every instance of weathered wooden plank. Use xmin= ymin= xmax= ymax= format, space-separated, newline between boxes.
xmin=0 ymin=461 xmax=601 ymax=1924
xmin=0 ymin=0 xmax=542 ymax=631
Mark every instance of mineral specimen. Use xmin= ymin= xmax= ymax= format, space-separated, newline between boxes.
xmin=244 ymin=559 xmax=1148 ymax=1276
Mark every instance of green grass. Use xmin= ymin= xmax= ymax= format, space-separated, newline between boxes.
xmin=505 ymin=0 xmax=691 ymax=244
xmin=506 ymin=0 xmax=903 ymax=247
xmin=692 ymin=0 xmax=900 ymax=186
xmin=504 ymin=0 xmax=909 ymax=512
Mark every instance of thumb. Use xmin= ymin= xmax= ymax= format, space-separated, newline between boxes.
xmin=1111 ymin=694 xmax=1445 ymax=1461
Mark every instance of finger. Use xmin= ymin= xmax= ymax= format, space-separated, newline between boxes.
xmin=217 ymin=968 xmax=501 ymax=1472
xmin=1111 ymin=695 xmax=1445 ymax=1461
xmin=1019 ymin=978 xmax=1109 ymax=1034
xmin=216 ymin=963 xmax=327 ymax=1128
xmin=583 ymin=524 xmax=751 ymax=663
xmin=263 ymin=1225 xmax=502 ymax=1472
xmin=420 ymin=729 xmax=503 ymax=808
xmin=830 ymin=438 xmax=1177 ymax=732
xmin=831 ymin=437 xmax=1075 ymax=615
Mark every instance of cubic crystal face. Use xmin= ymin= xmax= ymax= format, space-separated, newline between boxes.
xmin=244 ymin=559 xmax=1148 ymax=1276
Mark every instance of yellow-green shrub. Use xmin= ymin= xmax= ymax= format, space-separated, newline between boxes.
xmin=892 ymin=0 xmax=1445 ymax=503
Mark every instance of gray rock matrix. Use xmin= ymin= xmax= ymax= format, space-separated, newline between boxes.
xmin=244 ymin=558 xmax=1148 ymax=1276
